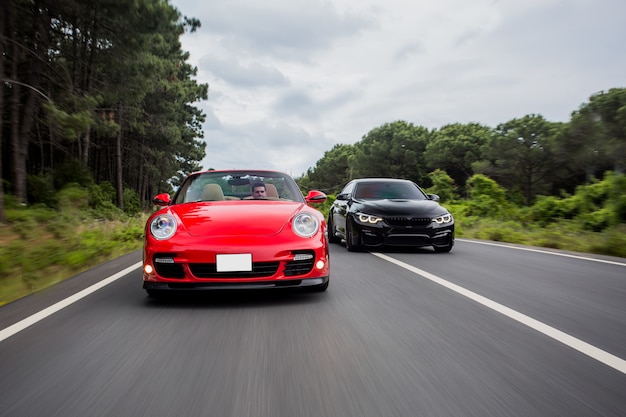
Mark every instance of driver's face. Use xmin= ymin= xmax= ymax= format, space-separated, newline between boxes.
xmin=253 ymin=187 xmax=266 ymax=197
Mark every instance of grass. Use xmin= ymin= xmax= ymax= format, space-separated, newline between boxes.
xmin=0 ymin=214 xmax=146 ymax=307
xmin=455 ymin=218 xmax=626 ymax=258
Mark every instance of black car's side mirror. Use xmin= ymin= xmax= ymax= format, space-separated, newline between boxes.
xmin=427 ymin=193 xmax=440 ymax=201
xmin=336 ymin=193 xmax=350 ymax=201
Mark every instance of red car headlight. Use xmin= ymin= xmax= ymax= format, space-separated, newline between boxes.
xmin=292 ymin=212 xmax=319 ymax=238
xmin=150 ymin=214 xmax=177 ymax=240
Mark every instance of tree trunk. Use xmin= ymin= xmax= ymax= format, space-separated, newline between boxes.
xmin=116 ymin=106 xmax=124 ymax=210
xmin=9 ymin=25 xmax=26 ymax=204
xmin=0 ymin=2 xmax=6 ymax=221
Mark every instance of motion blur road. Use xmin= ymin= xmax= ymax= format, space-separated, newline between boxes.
xmin=1 ymin=240 xmax=625 ymax=417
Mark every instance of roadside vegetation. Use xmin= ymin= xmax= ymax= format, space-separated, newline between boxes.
xmin=0 ymin=183 xmax=145 ymax=306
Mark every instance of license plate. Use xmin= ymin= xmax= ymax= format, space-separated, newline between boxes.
xmin=216 ymin=254 xmax=252 ymax=272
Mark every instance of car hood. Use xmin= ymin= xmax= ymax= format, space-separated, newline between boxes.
xmin=169 ymin=202 xmax=304 ymax=237
xmin=355 ymin=199 xmax=447 ymax=217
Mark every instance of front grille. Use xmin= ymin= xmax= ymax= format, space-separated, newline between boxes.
xmin=385 ymin=235 xmax=431 ymax=246
xmin=154 ymin=263 xmax=185 ymax=278
xmin=284 ymin=251 xmax=315 ymax=276
xmin=189 ymin=262 xmax=279 ymax=278
xmin=385 ymin=217 xmax=432 ymax=227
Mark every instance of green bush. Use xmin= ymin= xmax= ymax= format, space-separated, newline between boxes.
xmin=58 ymin=183 xmax=89 ymax=212
xmin=425 ymin=169 xmax=458 ymax=202
xmin=576 ymin=208 xmax=612 ymax=232
xmin=27 ymin=172 xmax=57 ymax=207
xmin=123 ymin=187 xmax=142 ymax=215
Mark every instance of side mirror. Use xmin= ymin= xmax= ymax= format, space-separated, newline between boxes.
xmin=153 ymin=193 xmax=171 ymax=206
xmin=335 ymin=193 xmax=350 ymax=201
xmin=427 ymin=193 xmax=440 ymax=201
xmin=305 ymin=190 xmax=327 ymax=204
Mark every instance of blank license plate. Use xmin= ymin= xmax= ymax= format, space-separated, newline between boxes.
xmin=216 ymin=254 xmax=252 ymax=272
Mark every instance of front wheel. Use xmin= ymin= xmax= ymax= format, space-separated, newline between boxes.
xmin=327 ymin=214 xmax=341 ymax=244
xmin=345 ymin=220 xmax=361 ymax=252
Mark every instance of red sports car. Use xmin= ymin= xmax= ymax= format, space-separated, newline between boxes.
xmin=143 ymin=170 xmax=329 ymax=296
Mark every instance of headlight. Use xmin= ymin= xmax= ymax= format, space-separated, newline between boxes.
xmin=293 ymin=212 xmax=319 ymax=238
xmin=432 ymin=213 xmax=453 ymax=224
xmin=150 ymin=214 xmax=177 ymax=240
xmin=357 ymin=213 xmax=383 ymax=224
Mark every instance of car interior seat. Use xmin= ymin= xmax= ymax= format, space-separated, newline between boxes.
xmin=201 ymin=184 xmax=225 ymax=201
xmin=265 ymin=183 xmax=279 ymax=199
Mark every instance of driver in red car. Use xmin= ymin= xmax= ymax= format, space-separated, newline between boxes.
xmin=251 ymin=182 xmax=267 ymax=199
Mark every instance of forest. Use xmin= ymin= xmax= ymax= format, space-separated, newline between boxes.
xmin=1 ymin=0 xmax=208 ymax=222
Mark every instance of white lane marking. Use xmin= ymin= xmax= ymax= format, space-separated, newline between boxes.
xmin=0 ymin=262 xmax=142 ymax=343
xmin=457 ymin=238 xmax=626 ymax=267
xmin=372 ymin=252 xmax=626 ymax=375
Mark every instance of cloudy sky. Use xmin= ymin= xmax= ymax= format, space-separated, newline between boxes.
xmin=168 ymin=0 xmax=626 ymax=177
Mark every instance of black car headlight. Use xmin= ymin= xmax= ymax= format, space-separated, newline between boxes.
xmin=150 ymin=214 xmax=177 ymax=240
xmin=432 ymin=213 xmax=453 ymax=224
xmin=356 ymin=213 xmax=384 ymax=224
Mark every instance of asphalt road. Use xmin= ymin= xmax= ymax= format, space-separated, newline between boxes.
xmin=1 ymin=240 xmax=625 ymax=417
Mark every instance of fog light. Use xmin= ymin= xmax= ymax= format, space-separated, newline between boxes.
xmin=144 ymin=264 xmax=154 ymax=274
xmin=315 ymin=260 xmax=325 ymax=270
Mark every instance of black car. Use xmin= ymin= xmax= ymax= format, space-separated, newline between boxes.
xmin=328 ymin=178 xmax=454 ymax=252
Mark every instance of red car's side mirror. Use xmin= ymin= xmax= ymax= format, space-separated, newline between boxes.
xmin=152 ymin=193 xmax=171 ymax=206
xmin=305 ymin=190 xmax=326 ymax=204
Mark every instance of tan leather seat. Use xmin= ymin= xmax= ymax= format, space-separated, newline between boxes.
xmin=265 ymin=183 xmax=279 ymax=199
xmin=201 ymin=184 xmax=224 ymax=201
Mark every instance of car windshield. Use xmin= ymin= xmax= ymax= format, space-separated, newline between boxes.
xmin=172 ymin=170 xmax=305 ymax=204
xmin=354 ymin=182 xmax=427 ymax=200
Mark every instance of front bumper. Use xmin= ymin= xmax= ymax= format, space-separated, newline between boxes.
xmin=143 ymin=276 xmax=329 ymax=291
xmin=357 ymin=224 xmax=454 ymax=248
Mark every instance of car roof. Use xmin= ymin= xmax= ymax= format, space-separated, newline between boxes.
xmin=351 ymin=178 xmax=413 ymax=183
xmin=190 ymin=169 xmax=290 ymax=176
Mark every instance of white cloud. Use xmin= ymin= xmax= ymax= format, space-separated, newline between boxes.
xmin=171 ymin=0 xmax=626 ymax=177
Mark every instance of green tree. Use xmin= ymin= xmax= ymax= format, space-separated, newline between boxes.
xmin=299 ymin=143 xmax=355 ymax=193
xmin=350 ymin=121 xmax=431 ymax=184
xmin=554 ymin=88 xmax=626 ymax=184
xmin=424 ymin=123 xmax=491 ymax=189
xmin=476 ymin=114 xmax=558 ymax=206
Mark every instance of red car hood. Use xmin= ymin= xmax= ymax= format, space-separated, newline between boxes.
xmin=169 ymin=202 xmax=305 ymax=237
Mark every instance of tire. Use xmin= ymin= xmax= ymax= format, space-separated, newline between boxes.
xmin=327 ymin=214 xmax=341 ymax=244
xmin=345 ymin=220 xmax=361 ymax=252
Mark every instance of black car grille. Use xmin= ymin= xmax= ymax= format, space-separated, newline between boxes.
xmin=384 ymin=217 xmax=432 ymax=227
xmin=189 ymin=262 xmax=280 ymax=278
xmin=284 ymin=251 xmax=315 ymax=277
xmin=154 ymin=263 xmax=185 ymax=278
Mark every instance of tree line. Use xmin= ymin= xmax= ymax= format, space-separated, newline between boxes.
xmin=1 ymin=0 xmax=208 ymax=222
xmin=298 ymin=88 xmax=626 ymax=208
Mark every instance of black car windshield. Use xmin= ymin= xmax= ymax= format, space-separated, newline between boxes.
xmin=354 ymin=182 xmax=427 ymax=200
xmin=172 ymin=170 xmax=304 ymax=203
